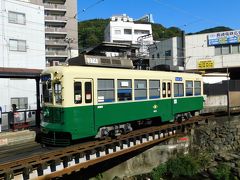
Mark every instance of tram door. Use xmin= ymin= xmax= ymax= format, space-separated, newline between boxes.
xmin=162 ymin=80 xmax=173 ymax=121
xmin=74 ymin=79 xmax=94 ymax=136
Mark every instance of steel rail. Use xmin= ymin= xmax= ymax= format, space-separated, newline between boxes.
xmin=0 ymin=115 xmax=212 ymax=179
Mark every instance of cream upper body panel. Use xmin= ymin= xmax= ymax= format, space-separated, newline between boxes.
xmin=41 ymin=66 xmax=203 ymax=107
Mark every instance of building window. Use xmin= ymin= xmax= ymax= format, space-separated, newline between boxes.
xmin=165 ymin=50 xmax=171 ymax=57
xmin=149 ymin=80 xmax=160 ymax=99
xmin=232 ymin=44 xmax=240 ymax=54
xmin=134 ymin=80 xmax=147 ymax=100
xmin=117 ymin=79 xmax=132 ymax=101
xmin=114 ymin=30 xmax=121 ymax=35
xmin=215 ymin=44 xmax=234 ymax=55
xmin=157 ymin=53 xmax=160 ymax=58
xmin=152 ymin=54 xmax=155 ymax=59
xmin=134 ymin=30 xmax=150 ymax=35
xmin=11 ymin=97 xmax=28 ymax=109
xmin=124 ymin=29 xmax=132 ymax=35
xmin=97 ymin=79 xmax=115 ymax=103
xmin=9 ymin=39 xmax=26 ymax=52
xmin=215 ymin=46 xmax=221 ymax=55
xmin=194 ymin=81 xmax=201 ymax=96
xmin=174 ymin=83 xmax=184 ymax=97
xmin=8 ymin=11 xmax=26 ymax=25
xmin=222 ymin=45 xmax=230 ymax=55
xmin=74 ymin=82 xmax=82 ymax=104
xmin=54 ymin=82 xmax=62 ymax=104
xmin=186 ymin=81 xmax=193 ymax=96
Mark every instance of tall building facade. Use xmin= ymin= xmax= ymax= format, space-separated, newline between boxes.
xmin=104 ymin=14 xmax=153 ymax=57
xmin=30 ymin=0 xmax=78 ymax=65
xmin=0 ymin=0 xmax=45 ymax=112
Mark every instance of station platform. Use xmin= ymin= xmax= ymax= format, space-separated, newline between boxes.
xmin=0 ymin=130 xmax=36 ymax=147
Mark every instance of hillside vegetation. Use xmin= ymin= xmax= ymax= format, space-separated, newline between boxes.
xmin=78 ymin=19 xmax=232 ymax=50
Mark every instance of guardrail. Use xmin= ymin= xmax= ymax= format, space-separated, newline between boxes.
xmin=1 ymin=110 xmax=37 ymax=132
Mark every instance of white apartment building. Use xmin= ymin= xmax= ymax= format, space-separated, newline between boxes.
xmin=104 ymin=14 xmax=153 ymax=57
xmin=0 ymin=0 xmax=45 ymax=112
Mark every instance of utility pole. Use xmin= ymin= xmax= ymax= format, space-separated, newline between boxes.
xmin=227 ymin=66 xmax=230 ymax=121
xmin=181 ymin=30 xmax=186 ymax=70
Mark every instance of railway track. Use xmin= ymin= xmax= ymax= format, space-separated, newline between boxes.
xmin=0 ymin=115 xmax=213 ymax=180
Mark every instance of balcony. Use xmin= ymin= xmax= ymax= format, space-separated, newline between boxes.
xmin=45 ymin=39 xmax=68 ymax=46
xmin=44 ymin=3 xmax=66 ymax=11
xmin=45 ymin=15 xmax=67 ymax=23
xmin=46 ymin=50 xmax=68 ymax=57
xmin=45 ymin=27 xmax=67 ymax=34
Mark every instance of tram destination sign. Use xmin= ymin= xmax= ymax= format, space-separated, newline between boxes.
xmin=208 ymin=30 xmax=240 ymax=46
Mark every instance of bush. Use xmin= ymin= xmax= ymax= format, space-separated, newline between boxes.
xmin=214 ymin=164 xmax=232 ymax=180
xmin=166 ymin=154 xmax=200 ymax=177
xmin=151 ymin=164 xmax=167 ymax=180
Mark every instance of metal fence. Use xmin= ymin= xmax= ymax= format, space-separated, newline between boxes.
xmin=1 ymin=110 xmax=37 ymax=131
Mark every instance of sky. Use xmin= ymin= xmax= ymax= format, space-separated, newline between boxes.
xmin=77 ymin=0 xmax=240 ymax=33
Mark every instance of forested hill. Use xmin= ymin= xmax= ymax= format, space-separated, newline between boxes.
xmin=78 ymin=19 xmax=232 ymax=50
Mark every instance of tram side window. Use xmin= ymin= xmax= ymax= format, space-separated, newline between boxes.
xmin=74 ymin=82 xmax=82 ymax=104
xmin=97 ymin=79 xmax=115 ymax=103
xmin=54 ymin=82 xmax=62 ymax=104
xmin=134 ymin=80 xmax=147 ymax=100
xmin=117 ymin=79 xmax=132 ymax=101
xmin=85 ymin=82 xmax=92 ymax=103
xmin=149 ymin=80 xmax=160 ymax=99
xmin=186 ymin=81 xmax=193 ymax=96
xmin=167 ymin=82 xmax=171 ymax=97
xmin=174 ymin=83 xmax=184 ymax=97
xmin=194 ymin=81 xmax=201 ymax=95
xmin=162 ymin=83 xmax=166 ymax=98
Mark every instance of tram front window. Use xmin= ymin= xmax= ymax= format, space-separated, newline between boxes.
xmin=42 ymin=82 xmax=53 ymax=103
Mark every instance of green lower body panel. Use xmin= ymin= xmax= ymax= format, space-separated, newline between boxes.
xmin=41 ymin=96 xmax=203 ymax=141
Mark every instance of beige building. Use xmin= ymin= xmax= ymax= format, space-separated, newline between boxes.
xmin=30 ymin=0 xmax=78 ymax=65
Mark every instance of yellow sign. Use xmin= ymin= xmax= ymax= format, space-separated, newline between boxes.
xmin=197 ymin=60 xmax=214 ymax=69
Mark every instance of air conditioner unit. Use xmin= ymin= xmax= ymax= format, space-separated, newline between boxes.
xmin=52 ymin=61 xmax=60 ymax=66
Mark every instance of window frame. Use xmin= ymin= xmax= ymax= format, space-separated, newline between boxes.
xmin=97 ymin=79 xmax=115 ymax=103
xmin=149 ymin=80 xmax=160 ymax=99
xmin=194 ymin=81 xmax=201 ymax=96
xmin=11 ymin=97 xmax=28 ymax=109
xmin=174 ymin=83 xmax=184 ymax=97
xmin=9 ymin=39 xmax=27 ymax=52
xmin=85 ymin=82 xmax=92 ymax=104
xmin=117 ymin=79 xmax=132 ymax=101
xmin=74 ymin=82 xmax=82 ymax=104
xmin=186 ymin=80 xmax=193 ymax=96
xmin=8 ymin=11 xmax=26 ymax=25
xmin=134 ymin=79 xmax=147 ymax=100
xmin=54 ymin=82 xmax=62 ymax=104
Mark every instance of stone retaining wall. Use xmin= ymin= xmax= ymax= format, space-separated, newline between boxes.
xmin=193 ymin=116 xmax=240 ymax=152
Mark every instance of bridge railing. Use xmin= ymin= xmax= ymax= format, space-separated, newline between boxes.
xmin=1 ymin=110 xmax=37 ymax=132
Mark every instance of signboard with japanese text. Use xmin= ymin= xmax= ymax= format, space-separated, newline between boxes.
xmin=197 ymin=60 xmax=214 ymax=69
xmin=208 ymin=30 xmax=240 ymax=46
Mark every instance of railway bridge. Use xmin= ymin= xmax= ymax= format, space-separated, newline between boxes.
xmin=0 ymin=115 xmax=212 ymax=180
